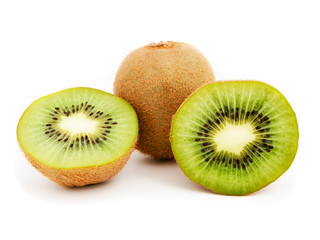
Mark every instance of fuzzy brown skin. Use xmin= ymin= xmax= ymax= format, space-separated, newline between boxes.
xmin=22 ymin=146 xmax=135 ymax=187
xmin=114 ymin=41 xmax=215 ymax=159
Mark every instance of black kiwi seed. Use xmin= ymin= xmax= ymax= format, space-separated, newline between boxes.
xmin=261 ymin=116 xmax=269 ymax=122
xmin=203 ymin=142 xmax=210 ymax=146
xmin=195 ymin=138 xmax=201 ymax=141
xmin=198 ymin=132 xmax=203 ymax=136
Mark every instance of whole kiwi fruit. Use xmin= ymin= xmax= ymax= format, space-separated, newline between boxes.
xmin=114 ymin=41 xmax=215 ymax=159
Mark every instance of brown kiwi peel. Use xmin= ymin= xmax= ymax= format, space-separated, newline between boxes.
xmin=20 ymin=140 xmax=136 ymax=187
xmin=114 ymin=41 xmax=215 ymax=159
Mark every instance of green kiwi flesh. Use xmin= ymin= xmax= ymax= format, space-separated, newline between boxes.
xmin=170 ymin=81 xmax=298 ymax=195
xmin=17 ymin=87 xmax=138 ymax=186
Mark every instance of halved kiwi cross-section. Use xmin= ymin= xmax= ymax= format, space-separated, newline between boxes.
xmin=170 ymin=81 xmax=299 ymax=195
xmin=17 ymin=87 xmax=138 ymax=187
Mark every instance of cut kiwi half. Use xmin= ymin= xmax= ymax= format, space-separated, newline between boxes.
xmin=17 ymin=87 xmax=138 ymax=187
xmin=170 ymin=81 xmax=299 ymax=195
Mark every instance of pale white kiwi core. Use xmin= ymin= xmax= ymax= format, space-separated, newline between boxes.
xmin=213 ymin=121 xmax=256 ymax=155
xmin=58 ymin=113 xmax=99 ymax=135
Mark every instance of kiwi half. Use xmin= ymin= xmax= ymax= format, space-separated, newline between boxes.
xmin=114 ymin=41 xmax=215 ymax=159
xmin=170 ymin=81 xmax=298 ymax=195
xmin=17 ymin=87 xmax=138 ymax=187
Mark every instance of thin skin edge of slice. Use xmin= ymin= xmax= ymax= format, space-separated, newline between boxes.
xmin=170 ymin=80 xmax=299 ymax=196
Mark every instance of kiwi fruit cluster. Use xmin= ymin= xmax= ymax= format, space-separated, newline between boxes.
xmin=17 ymin=41 xmax=298 ymax=195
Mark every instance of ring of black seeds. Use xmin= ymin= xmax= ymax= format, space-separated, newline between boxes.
xmin=44 ymin=102 xmax=118 ymax=149
xmin=194 ymin=106 xmax=274 ymax=170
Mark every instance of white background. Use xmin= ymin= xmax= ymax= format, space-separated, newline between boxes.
xmin=1 ymin=0 xmax=319 ymax=239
